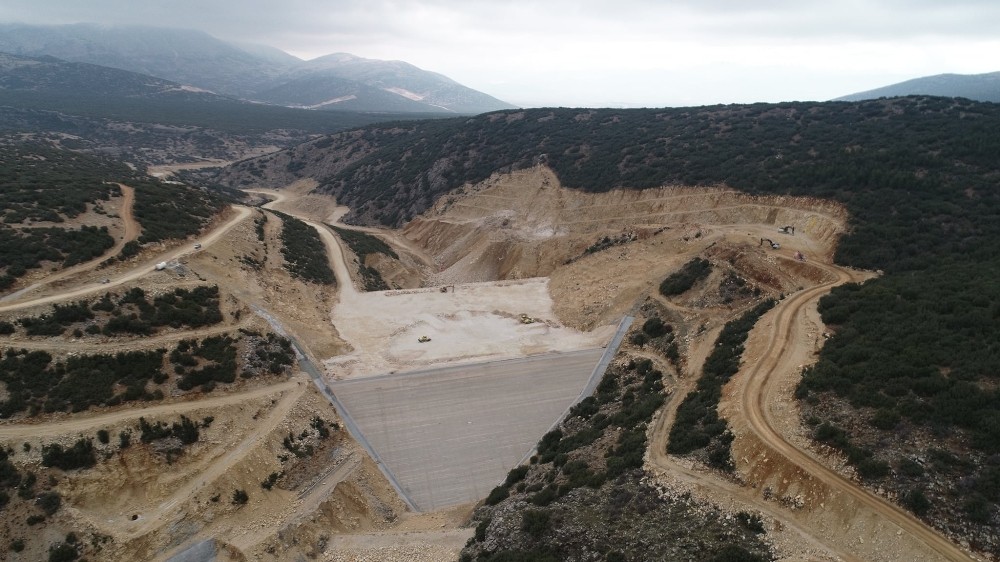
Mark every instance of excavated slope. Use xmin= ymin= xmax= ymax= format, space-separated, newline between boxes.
xmin=403 ymin=166 xmax=847 ymax=285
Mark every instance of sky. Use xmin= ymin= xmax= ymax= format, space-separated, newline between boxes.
xmin=1 ymin=0 xmax=998 ymax=108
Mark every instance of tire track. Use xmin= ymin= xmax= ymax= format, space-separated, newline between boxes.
xmin=0 ymin=205 xmax=252 ymax=314
xmin=647 ymin=259 xmax=979 ymax=561
xmin=0 ymin=184 xmax=139 ymax=303
xmin=0 ymin=379 xmax=300 ymax=440
xmin=740 ymin=261 xmax=978 ymax=561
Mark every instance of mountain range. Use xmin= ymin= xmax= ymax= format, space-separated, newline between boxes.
xmin=0 ymin=23 xmax=516 ymax=114
xmin=837 ymin=71 xmax=1000 ymax=103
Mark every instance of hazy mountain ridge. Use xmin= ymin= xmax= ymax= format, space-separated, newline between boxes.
xmin=0 ymin=51 xmax=452 ymax=166
xmin=837 ymin=71 xmax=1000 ymax=102
xmin=0 ymin=51 xmax=228 ymax=100
xmin=0 ymin=23 xmax=516 ymax=114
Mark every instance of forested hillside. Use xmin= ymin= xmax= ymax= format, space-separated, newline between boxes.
xmin=0 ymin=143 xmax=227 ymax=290
xmin=221 ymin=96 xmax=1000 ymax=535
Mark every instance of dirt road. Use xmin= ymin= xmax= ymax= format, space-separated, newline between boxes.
xmin=645 ymin=323 xmax=863 ymax=562
xmin=0 ymin=379 xmax=301 ymax=440
xmin=118 ymin=381 xmax=307 ymax=540
xmin=647 ymin=259 xmax=978 ymax=561
xmin=247 ymin=187 xmax=436 ymax=272
xmin=0 ymin=184 xmax=140 ymax=303
xmin=740 ymin=261 xmax=978 ymax=561
xmin=0 ymin=205 xmax=252 ymax=314
xmin=227 ymin=453 xmax=362 ymax=553
xmin=0 ymin=321 xmax=249 ymax=354
xmin=246 ymin=189 xmax=359 ymax=297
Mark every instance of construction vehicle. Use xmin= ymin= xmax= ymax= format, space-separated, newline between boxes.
xmin=794 ymin=251 xmax=805 ymax=261
xmin=155 ymin=261 xmax=168 ymax=271
xmin=777 ymin=226 xmax=795 ymax=235
xmin=417 ymin=335 xmax=431 ymax=343
xmin=194 ymin=243 xmax=202 ymax=250
xmin=759 ymin=238 xmax=780 ymax=250
xmin=519 ymin=314 xmax=536 ymax=324
xmin=440 ymin=285 xmax=455 ymax=293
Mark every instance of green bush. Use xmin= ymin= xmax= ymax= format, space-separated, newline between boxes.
xmin=474 ymin=517 xmax=491 ymax=542
xmin=668 ymin=300 xmax=775 ymax=459
xmin=232 ymin=489 xmax=249 ymax=505
xmin=484 ymin=485 xmax=509 ymax=506
xmin=36 ymin=491 xmax=61 ymax=515
xmin=41 ymin=439 xmax=95 ymax=471
xmin=271 ymin=211 xmax=335 ymax=285
xmin=659 ymin=258 xmax=712 ymax=297
xmin=47 ymin=542 xmax=79 ymax=562
xmin=332 ymin=226 xmax=398 ymax=260
xmin=521 ymin=509 xmax=551 ymax=539
xmin=903 ymin=489 xmax=931 ymax=516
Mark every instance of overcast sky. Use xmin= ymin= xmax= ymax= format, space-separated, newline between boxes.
xmin=1 ymin=0 xmax=998 ymax=107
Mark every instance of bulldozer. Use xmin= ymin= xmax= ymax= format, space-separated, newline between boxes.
xmin=417 ymin=335 xmax=431 ymax=343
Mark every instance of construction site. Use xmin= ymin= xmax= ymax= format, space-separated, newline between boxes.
xmin=0 ymin=164 xmax=983 ymax=562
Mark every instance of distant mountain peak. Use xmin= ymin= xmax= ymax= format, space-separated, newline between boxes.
xmin=836 ymin=71 xmax=1000 ymax=103
xmin=308 ymin=52 xmax=364 ymax=64
xmin=0 ymin=22 xmax=516 ymax=114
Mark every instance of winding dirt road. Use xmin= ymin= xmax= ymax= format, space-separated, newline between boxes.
xmin=0 ymin=205 xmax=252 ymax=314
xmin=0 ymin=184 xmax=140 ymax=303
xmin=648 ymin=259 xmax=978 ymax=561
xmin=247 ymin=189 xmax=359 ymax=298
xmin=646 ymin=323 xmax=864 ymax=562
xmin=741 ymin=261 xmax=977 ymax=561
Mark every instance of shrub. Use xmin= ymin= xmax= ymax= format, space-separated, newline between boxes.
xmin=232 ymin=489 xmax=249 ymax=505
xmin=642 ymin=317 xmax=669 ymax=338
xmin=504 ymin=466 xmax=530 ymax=487
xmin=41 ymin=439 xmax=95 ymax=470
xmin=856 ymin=458 xmax=890 ymax=480
xmin=272 ymin=211 xmax=335 ymax=285
xmin=521 ymin=509 xmax=551 ymax=539
xmin=261 ymin=472 xmax=281 ymax=491
xmin=736 ymin=511 xmax=766 ymax=534
xmin=963 ymin=495 xmax=992 ymax=524
xmin=659 ymin=258 xmax=712 ymax=297
xmin=47 ymin=542 xmax=79 ymax=562
xmin=36 ymin=491 xmax=61 ymax=515
xmin=709 ymin=545 xmax=767 ymax=562
xmin=904 ymin=489 xmax=931 ymax=516
xmin=898 ymin=458 xmax=924 ymax=477
xmin=484 ymin=485 xmax=509 ymax=506
xmin=474 ymin=517 xmax=492 ymax=542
